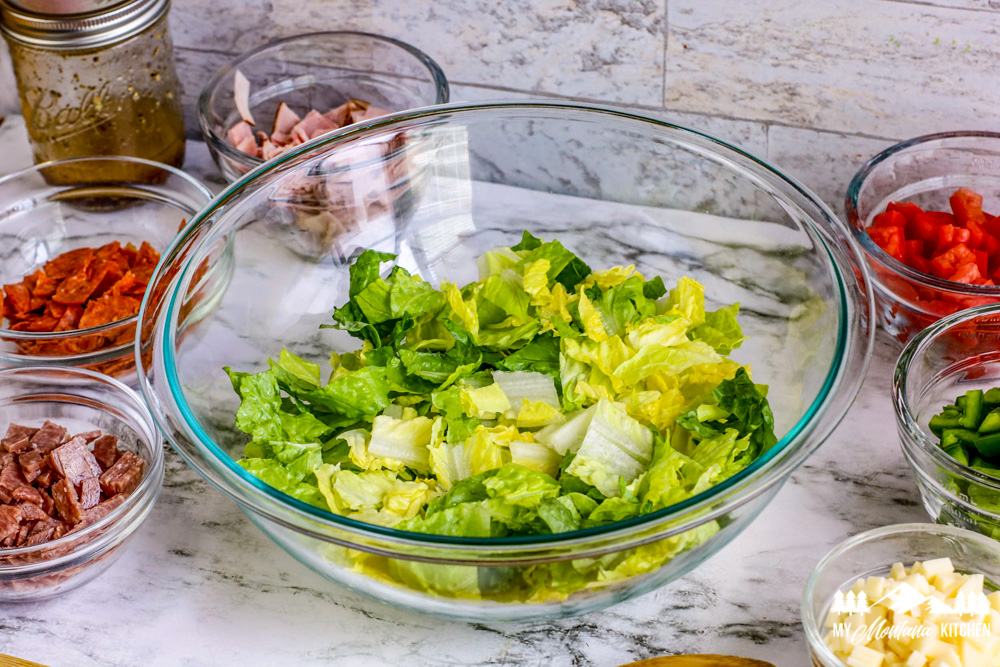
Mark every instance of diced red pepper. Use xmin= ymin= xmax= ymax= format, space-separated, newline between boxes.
xmin=975 ymin=249 xmax=990 ymax=276
xmin=950 ymin=188 xmax=987 ymax=226
xmin=868 ymin=225 xmax=905 ymax=261
xmin=887 ymin=201 xmax=924 ymax=225
xmin=937 ymin=225 xmax=971 ymax=252
xmin=914 ymin=211 xmax=953 ymax=244
xmin=950 ymin=262 xmax=983 ymax=284
xmin=873 ymin=210 xmax=906 ymax=228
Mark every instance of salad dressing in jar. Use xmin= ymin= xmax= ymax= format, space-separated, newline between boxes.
xmin=0 ymin=0 xmax=185 ymax=181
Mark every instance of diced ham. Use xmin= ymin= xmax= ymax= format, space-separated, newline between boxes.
xmin=18 ymin=449 xmax=46 ymax=484
xmin=11 ymin=486 xmax=43 ymax=506
xmin=92 ymin=434 xmax=119 ymax=469
xmin=99 ymin=451 xmax=144 ymax=497
xmin=79 ymin=477 xmax=100 ymax=510
xmin=0 ymin=460 xmax=28 ymax=503
xmin=1 ymin=423 xmax=37 ymax=450
xmin=48 ymin=436 xmax=102 ymax=486
xmin=272 ymin=101 xmax=300 ymax=140
xmin=37 ymin=488 xmax=54 ymax=516
xmin=291 ymin=109 xmax=338 ymax=144
xmin=323 ymin=103 xmax=348 ymax=129
xmin=16 ymin=502 xmax=49 ymax=522
xmin=51 ymin=478 xmax=84 ymax=525
xmin=227 ymin=120 xmax=258 ymax=157
xmin=233 ymin=69 xmax=255 ymax=125
xmin=30 ymin=420 xmax=68 ymax=453
xmin=261 ymin=139 xmax=284 ymax=161
xmin=0 ymin=505 xmax=22 ymax=540
xmin=349 ymin=104 xmax=391 ymax=123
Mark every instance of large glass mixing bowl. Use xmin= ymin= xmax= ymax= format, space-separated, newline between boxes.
xmin=136 ymin=102 xmax=875 ymax=620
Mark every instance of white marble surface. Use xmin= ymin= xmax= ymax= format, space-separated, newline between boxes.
xmin=0 ymin=118 xmax=930 ymax=667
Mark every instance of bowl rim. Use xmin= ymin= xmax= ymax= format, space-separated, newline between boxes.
xmin=801 ymin=521 xmax=1000 ymax=666
xmin=0 ymin=365 xmax=164 ymax=570
xmin=0 ymin=155 xmax=214 ymax=347
xmin=197 ymin=30 xmax=451 ymax=171
xmin=894 ymin=300 xmax=1000 ymax=492
xmin=845 ymin=130 xmax=1000 ymax=296
xmin=141 ymin=99 xmax=874 ymax=551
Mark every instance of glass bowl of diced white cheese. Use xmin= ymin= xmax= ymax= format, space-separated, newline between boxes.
xmin=803 ymin=523 xmax=1000 ymax=667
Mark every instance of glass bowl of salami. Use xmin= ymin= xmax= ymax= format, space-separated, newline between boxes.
xmin=0 ymin=156 xmax=213 ymax=384
xmin=198 ymin=31 xmax=450 ymax=183
xmin=0 ymin=366 xmax=163 ymax=602
xmin=846 ymin=131 xmax=1000 ymax=345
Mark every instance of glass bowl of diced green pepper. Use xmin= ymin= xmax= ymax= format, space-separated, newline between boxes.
xmin=895 ymin=302 xmax=1000 ymax=539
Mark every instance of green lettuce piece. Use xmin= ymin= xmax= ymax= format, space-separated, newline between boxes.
xmin=690 ymin=303 xmax=745 ymax=355
xmin=303 ymin=367 xmax=391 ymax=419
xmin=712 ymin=367 xmax=778 ymax=454
xmin=482 ymin=464 xmax=560 ymax=508
xmin=238 ymin=458 xmax=326 ymax=509
xmin=565 ymin=400 xmax=654 ymax=497
xmin=225 ymin=368 xmax=284 ymax=443
xmin=597 ymin=275 xmax=658 ymax=335
xmin=355 ymin=278 xmax=394 ymax=324
xmin=511 ymin=230 xmax=543 ymax=252
xmin=430 ymin=387 xmax=481 ymax=444
xmin=537 ymin=496 xmax=582 ymax=533
xmin=269 ymin=348 xmax=322 ymax=393
xmin=348 ymin=249 xmax=396 ymax=298
xmin=476 ymin=321 xmax=542 ymax=350
xmin=389 ymin=272 xmax=445 ymax=319
xmin=478 ymin=273 xmax=532 ymax=323
xmin=495 ymin=332 xmax=561 ymax=377
xmin=399 ymin=501 xmax=493 ymax=538
xmin=583 ymin=496 xmax=641 ymax=528
xmin=519 ymin=238 xmax=591 ymax=290
xmin=266 ymin=441 xmax=323 ymax=481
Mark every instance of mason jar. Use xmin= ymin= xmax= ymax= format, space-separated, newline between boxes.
xmin=0 ymin=0 xmax=185 ymax=179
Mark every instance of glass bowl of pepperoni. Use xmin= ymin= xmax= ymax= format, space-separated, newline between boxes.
xmin=847 ymin=131 xmax=1000 ymax=345
xmin=0 ymin=156 xmax=213 ymax=384
xmin=0 ymin=366 xmax=163 ymax=602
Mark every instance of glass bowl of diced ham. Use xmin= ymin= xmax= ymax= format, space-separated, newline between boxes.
xmin=0 ymin=366 xmax=162 ymax=602
xmin=198 ymin=31 xmax=450 ymax=183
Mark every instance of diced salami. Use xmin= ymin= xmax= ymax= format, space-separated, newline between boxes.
xmin=11 ymin=486 xmax=43 ymax=506
xmin=51 ymin=478 xmax=84 ymax=525
xmin=1 ymin=420 xmax=143 ymax=552
xmin=92 ymin=434 xmax=120 ymax=469
xmin=0 ymin=505 xmax=22 ymax=540
xmin=34 ymin=468 xmax=54 ymax=488
xmin=15 ymin=521 xmax=33 ymax=546
xmin=29 ymin=420 xmax=68 ymax=452
xmin=1 ymin=423 xmax=38 ymax=449
xmin=24 ymin=519 xmax=57 ymax=546
xmin=0 ymin=460 xmax=28 ymax=503
xmin=72 ymin=430 xmax=102 ymax=443
xmin=18 ymin=449 xmax=46 ymax=484
xmin=79 ymin=477 xmax=101 ymax=510
xmin=48 ymin=436 xmax=102 ymax=485
xmin=2 ymin=436 xmax=32 ymax=455
xmin=99 ymin=451 xmax=144 ymax=497
xmin=16 ymin=501 xmax=49 ymax=522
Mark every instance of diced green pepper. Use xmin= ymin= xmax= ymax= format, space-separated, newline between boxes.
xmin=986 ymin=388 xmax=1000 ymax=407
xmin=962 ymin=389 xmax=984 ymax=429
xmin=941 ymin=428 xmax=978 ymax=448
xmin=979 ymin=408 xmax=1000 ymax=434
xmin=957 ymin=395 xmax=967 ymax=410
xmin=929 ymin=412 xmax=963 ymax=436
xmin=943 ymin=443 xmax=970 ymax=466
xmin=972 ymin=432 xmax=1000 ymax=459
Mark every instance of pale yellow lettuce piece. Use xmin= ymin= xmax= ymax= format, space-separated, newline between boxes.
xmin=659 ymin=276 xmax=706 ymax=327
xmin=382 ymin=480 xmax=436 ymax=518
xmin=580 ymin=264 xmax=644 ymax=291
xmin=460 ymin=382 xmax=511 ymax=419
xmin=516 ymin=399 xmax=564 ymax=428
xmin=625 ymin=316 xmax=691 ymax=350
xmin=577 ymin=291 xmax=608 ymax=342
xmin=444 ymin=282 xmax=479 ymax=336
xmin=464 ymin=424 xmax=518 ymax=476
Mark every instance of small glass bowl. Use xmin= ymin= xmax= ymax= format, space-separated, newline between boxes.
xmin=0 ymin=366 xmax=163 ymax=602
xmin=894 ymin=301 xmax=1000 ymax=538
xmin=846 ymin=131 xmax=1000 ymax=345
xmin=803 ymin=523 xmax=1000 ymax=666
xmin=198 ymin=31 xmax=450 ymax=182
xmin=0 ymin=156 xmax=213 ymax=385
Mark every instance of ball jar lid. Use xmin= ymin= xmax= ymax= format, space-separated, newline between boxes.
xmin=0 ymin=0 xmax=168 ymax=49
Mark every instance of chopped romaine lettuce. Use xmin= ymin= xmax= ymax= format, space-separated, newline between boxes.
xmin=226 ymin=233 xmax=777 ymax=604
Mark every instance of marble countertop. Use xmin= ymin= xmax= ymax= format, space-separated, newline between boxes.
xmin=0 ymin=116 xmax=926 ymax=667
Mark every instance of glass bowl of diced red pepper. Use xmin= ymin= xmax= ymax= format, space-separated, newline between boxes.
xmin=0 ymin=156 xmax=212 ymax=384
xmin=846 ymin=131 xmax=1000 ymax=344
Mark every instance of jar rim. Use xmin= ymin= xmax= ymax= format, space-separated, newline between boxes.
xmin=0 ymin=0 xmax=167 ymax=50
